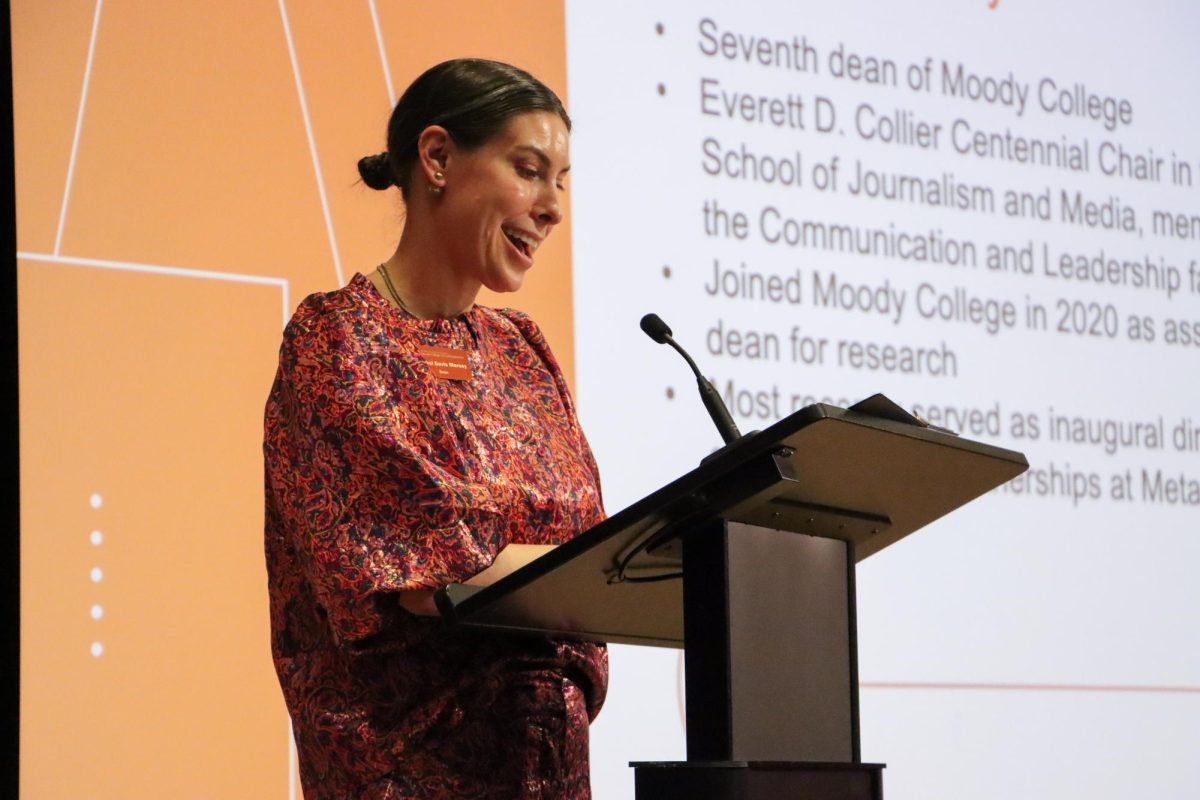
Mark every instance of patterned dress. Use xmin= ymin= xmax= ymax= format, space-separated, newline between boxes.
xmin=264 ymin=273 xmax=608 ymax=799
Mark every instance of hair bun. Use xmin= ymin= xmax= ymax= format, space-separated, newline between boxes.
xmin=357 ymin=152 xmax=393 ymax=190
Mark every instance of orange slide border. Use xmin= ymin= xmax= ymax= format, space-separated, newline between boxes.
xmin=15 ymin=3 xmax=570 ymax=797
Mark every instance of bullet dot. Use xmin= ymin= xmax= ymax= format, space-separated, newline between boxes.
xmin=657 ymin=83 xmax=666 ymax=96
xmin=91 ymin=642 xmax=104 ymax=658
xmin=662 ymin=265 xmax=672 ymax=279
xmin=91 ymin=604 xmax=103 ymax=620
xmin=666 ymin=387 xmax=675 ymax=400
xmin=90 ymin=493 xmax=103 ymax=509
xmin=655 ymin=22 xmax=664 ymax=35
xmin=90 ymin=567 xmax=103 ymax=583
xmin=90 ymin=530 xmax=103 ymax=546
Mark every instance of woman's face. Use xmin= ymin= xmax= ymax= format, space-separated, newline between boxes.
xmin=436 ymin=111 xmax=570 ymax=295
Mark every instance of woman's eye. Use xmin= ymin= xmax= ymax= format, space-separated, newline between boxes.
xmin=517 ymin=165 xmax=540 ymax=179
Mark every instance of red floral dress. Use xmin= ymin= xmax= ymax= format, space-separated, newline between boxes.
xmin=264 ymin=274 xmax=608 ymax=799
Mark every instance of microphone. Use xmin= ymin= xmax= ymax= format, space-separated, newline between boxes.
xmin=640 ymin=313 xmax=741 ymax=444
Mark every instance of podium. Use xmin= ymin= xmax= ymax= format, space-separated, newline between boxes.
xmin=436 ymin=400 xmax=1028 ymax=798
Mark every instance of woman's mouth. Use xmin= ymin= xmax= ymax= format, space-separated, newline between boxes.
xmin=502 ymin=226 xmax=539 ymax=260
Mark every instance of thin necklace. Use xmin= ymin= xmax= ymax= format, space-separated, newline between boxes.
xmin=377 ymin=262 xmax=478 ymax=348
xmin=378 ymin=262 xmax=415 ymax=317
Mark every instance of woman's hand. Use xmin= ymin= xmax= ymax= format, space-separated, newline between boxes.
xmin=398 ymin=545 xmax=557 ymax=617
xmin=397 ymin=590 xmax=439 ymax=616
xmin=464 ymin=544 xmax=557 ymax=587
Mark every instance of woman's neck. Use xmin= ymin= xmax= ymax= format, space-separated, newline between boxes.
xmin=376 ymin=229 xmax=480 ymax=319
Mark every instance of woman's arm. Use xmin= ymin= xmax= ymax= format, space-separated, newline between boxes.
xmin=398 ymin=544 xmax=557 ymax=616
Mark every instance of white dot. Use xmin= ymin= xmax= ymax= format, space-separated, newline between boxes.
xmin=90 ymin=642 xmax=104 ymax=658
xmin=90 ymin=530 xmax=103 ymax=546
xmin=90 ymin=493 xmax=103 ymax=509
xmin=91 ymin=604 xmax=104 ymax=620
xmin=90 ymin=567 xmax=103 ymax=583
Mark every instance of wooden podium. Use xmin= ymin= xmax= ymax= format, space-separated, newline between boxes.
xmin=436 ymin=399 xmax=1028 ymax=798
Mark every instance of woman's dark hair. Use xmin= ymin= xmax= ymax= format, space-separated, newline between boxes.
xmin=357 ymin=58 xmax=570 ymax=197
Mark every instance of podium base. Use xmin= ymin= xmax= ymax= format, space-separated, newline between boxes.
xmin=631 ymin=761 xmax=884 ymax=800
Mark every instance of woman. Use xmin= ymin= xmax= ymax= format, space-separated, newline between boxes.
xmin=263 ymin=59 xmax=607 ymax=799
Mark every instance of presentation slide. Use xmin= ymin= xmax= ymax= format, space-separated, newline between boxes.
xmin=15 ymin=3 xmax=576 ymax=797
xmin=567 ymin=2 xmax=1199 ymax=798
xmin=15 ymin=2 xmax=1198 ymax=799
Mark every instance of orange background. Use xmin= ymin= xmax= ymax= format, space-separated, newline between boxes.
xmin=15 ymin=2 xmax=572 ymax=797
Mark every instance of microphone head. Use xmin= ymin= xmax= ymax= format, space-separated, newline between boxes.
xmin=640 ymin=313 xmax=673 ymax=344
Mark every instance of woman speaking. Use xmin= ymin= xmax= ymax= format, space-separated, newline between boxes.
xmin=263 ymin=59 xmax=606 ymax=799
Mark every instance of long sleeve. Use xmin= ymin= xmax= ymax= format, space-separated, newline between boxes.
xmin=265 ymin=311 xmax=507 ymax=644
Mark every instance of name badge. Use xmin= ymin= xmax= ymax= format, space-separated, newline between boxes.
xmin=417 ymin=345 xmax=472 ymax=380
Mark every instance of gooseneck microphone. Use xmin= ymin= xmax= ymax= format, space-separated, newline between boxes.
xmin=640 ymin=313 xmax=742 ymax=444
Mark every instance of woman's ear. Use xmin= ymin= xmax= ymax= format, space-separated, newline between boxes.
xmin=415 ymin=125 xmax=451 ymax=191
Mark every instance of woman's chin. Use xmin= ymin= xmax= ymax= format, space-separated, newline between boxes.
xmin=484 ymin=267 xmax=529 ymax=295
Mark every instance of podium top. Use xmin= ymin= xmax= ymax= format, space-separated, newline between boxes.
xmin=436 ymin=401 xmax=1028 ymax=646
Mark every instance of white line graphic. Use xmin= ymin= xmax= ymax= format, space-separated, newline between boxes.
xmin=367 ymin=0 xmax=396 ymax=105
xmin=277 ymin=0 xmax=345 ymax=287
xmin=54 ymin=0 xmax=105 ymax=256
xmin=17 ymin=251 xmax=292 ymax=327
xmin=288 ymin=718 xmax=297 ymax=800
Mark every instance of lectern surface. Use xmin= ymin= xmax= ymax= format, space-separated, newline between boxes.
xmin=436 ymin=402 xmax=1027 ymax=646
